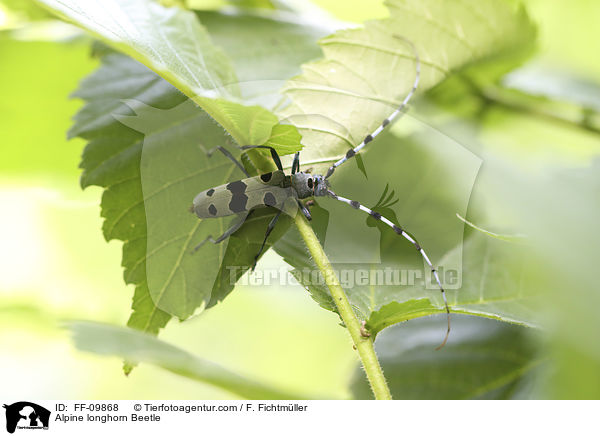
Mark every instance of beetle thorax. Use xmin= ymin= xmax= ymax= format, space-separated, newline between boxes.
xmin=291 ymin=172 xmax=328 ymax=199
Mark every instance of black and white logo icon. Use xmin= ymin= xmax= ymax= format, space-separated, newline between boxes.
xmin=3 ymin=402 xmax=50 ymax=434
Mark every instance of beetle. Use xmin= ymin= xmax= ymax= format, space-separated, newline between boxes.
xmin=190 ymin=144 xmax=328 ymax=266
xmin=189 ymin=38 xmax=451 ymax=349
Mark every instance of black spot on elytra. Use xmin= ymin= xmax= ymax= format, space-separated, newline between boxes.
xmin=206 ymin=188 xmax=215 ymax=197
xmin=208 ymin=204 xmax=217 ymax=216
xmin=229 ymin=194 xmax=248 ymax=213
xmin=263 ymin=192 xmax=277 ymax=207
xmin=260 ymin=172 xmax=273 ymax=182
xmin=226 ymin=180 xmax=247 ymax=194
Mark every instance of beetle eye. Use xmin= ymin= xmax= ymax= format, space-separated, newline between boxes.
xmin=307 ymin=178 xmax=313 ymax=189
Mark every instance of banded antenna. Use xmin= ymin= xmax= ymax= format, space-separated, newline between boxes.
xmin=325 ymin=36 xmax=421 ymax=179
xmin=327 ymin=189 xmax=451 ymax=350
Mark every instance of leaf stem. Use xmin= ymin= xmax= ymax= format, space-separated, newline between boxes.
xmin=294 ymin=214 xmax=392 ymax=400
xmin=248 ymin=147 xmax=391 ymax=399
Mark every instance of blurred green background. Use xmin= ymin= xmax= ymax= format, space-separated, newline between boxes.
xmin=1 ymin=0 xmax=599 ymax=399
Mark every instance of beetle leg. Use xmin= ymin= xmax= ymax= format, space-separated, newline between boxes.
xmin=192 ymin=211 xmax=251 ymax=253
xmin=252 ymin=210 xmax=283 ymax=271
xmin=240 ymin=145 xmax=283 ymax=171
xmin=291 ymin=152 xmax=300 ymax=174
xmin=207 ymin=146 xmax=249 ymax=177
xmin=297 ymin=199 xmax=312 ymax=220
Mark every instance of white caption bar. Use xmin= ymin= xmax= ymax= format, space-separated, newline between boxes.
xmin=0 ymin=400 xmax=596 ymax=436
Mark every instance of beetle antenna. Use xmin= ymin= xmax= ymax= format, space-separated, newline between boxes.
xmin=327 ymin=189 xmax=450 ymax=349
xmin=325 ymin=36 xmax=420 ymax=179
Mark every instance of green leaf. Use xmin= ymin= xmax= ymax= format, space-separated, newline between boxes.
xmin=263 ymin=124 xmax=304 ymax=155
xmin=114 ymin=98 xmax=248 ymax=320
xmin=276 ymin=200 xmax=334 ymax=310
xmin=272 ymin=0 xmax=538 ymax=340
xmin=36 ymin=0 xmax=288 ymax=147
xmin=73 ymin=53 xmax=293 ymax=328
xmin=207 ymin=209 xmax=292 ymax=306
xmin=68 ymin=321 xmax=307 ymax=399
xmin=70 ymin=8 xmax=326 ymax=334
xmin=104 ymin=98 xmax=295 ymax=321
xmin=193 ymin=97 xmax=300 ymax=150
xmin=350 ymin=315 xmax=543 ymax=399
xmin=35 ymin=0 xmax=238 ymax=100
xmin=276 ymin=118 xmax=542 ymax=341
xmin=74 ymin=52 xmax=184 ymax=337
xmin=197 ymin=9 xmax=328 ymax=86
xmin=366 ymin=231 xmax=542 ymax=337
xmin=278 ymin=0 xmax=536 ymax=170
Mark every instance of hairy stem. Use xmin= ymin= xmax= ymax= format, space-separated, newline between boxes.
xmin=248 ymin=148 xmax=391 ymax=399
xmin=294 ymin=214 xmax=392 ymax=400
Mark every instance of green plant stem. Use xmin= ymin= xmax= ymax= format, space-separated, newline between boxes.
xmin=472 ymin=82 xmax=600 ymax=135
xmin=294 ymin=214 xmax=392 ymax=400
xmin=248 ymin=148 xmax=392 ymax=399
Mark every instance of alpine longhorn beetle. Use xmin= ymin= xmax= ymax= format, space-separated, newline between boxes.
xmin=190 ymin=38 xmax=451 ymax=349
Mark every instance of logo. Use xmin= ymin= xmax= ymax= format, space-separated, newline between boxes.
xmin=3 ymin=402 xmax=50 ymax=434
